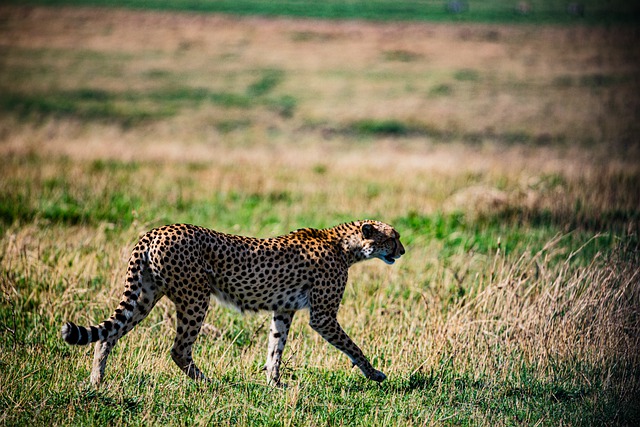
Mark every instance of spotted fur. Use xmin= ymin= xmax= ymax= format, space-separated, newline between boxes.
xmin=62 ymin=220 xmax=405 ymax=386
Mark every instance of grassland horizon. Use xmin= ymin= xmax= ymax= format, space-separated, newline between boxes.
xmin=1 ymin=4 xmax=639 ymax=426
xmin=6 ymin=0 xmax=640 ymax=24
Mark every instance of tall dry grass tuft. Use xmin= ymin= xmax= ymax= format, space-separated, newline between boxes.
xmin=433 ymin=234 xmax=640 ymax=401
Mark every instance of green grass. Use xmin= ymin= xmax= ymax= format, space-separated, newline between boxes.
xmin=0 ymin=155 xmax=640 ymax=425
xmin=2 ymin=150 xmax=639 ymax=425
xmin=349 ymin=119 xmax=415 ymax=137
xmin=0 ymin=77 xmax=294 ymax=126
xmin=3 ymin=341 xmax=634 ymax=426
xmin=7 ymin=0 xmax=640 ymax=24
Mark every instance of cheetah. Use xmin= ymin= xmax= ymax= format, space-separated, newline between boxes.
xmin=61 ymin=220 xmax=405 ymax=386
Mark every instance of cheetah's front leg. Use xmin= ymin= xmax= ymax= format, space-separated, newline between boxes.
xmin=308 ymin=311 xmax=386 ymax=383
xmin=264 ymin=311 xmax=294 ymax=386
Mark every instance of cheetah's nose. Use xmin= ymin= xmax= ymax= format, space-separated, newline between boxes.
xmin=397 ymin=241 xmax=405 ymax=256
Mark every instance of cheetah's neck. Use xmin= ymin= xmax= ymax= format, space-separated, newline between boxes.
xmin=327 ymin=222 xmax=367 ymax=266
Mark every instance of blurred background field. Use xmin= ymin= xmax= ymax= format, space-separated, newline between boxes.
xmin=5 ymin=0 xmax=640 ymax=23
xmin=1 ymin=3 xmax=639 ymax=426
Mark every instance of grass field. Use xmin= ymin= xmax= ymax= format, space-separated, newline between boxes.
xmin=7 ymin=0 xmax=640 ymax=24
xmin=1 ymin=5 xmax=640 ymax=426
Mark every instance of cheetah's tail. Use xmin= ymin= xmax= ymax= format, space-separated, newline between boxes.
xmin=61 ymin=321 xmax=103 ymax=345
xmin=61 ymin=241 xmax=150 ymax=346
xmin=61 ymin=293 xmax=142 ymax=345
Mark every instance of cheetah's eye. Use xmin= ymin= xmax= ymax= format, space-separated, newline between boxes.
xmin=362 ymin=223 xmax=374 ymax=239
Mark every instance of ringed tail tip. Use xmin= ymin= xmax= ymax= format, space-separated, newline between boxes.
xmin=62 ymin=321 xmax=101 ymax=345
xmin=61 ymin=321 xmax=79 ymax=344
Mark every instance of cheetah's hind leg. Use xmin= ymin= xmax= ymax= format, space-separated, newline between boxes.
xmin=170 ymin=299 xmax=211 ymax=382
xmin=89 ymin=269 xmax=163 ymax=386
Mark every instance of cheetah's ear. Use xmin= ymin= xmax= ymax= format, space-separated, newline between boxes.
xmin=362 ymin=223 xmax=374 ymax=239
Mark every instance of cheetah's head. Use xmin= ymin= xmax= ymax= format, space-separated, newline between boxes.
xmin=358 ymin=220 xmax=405 ymax=265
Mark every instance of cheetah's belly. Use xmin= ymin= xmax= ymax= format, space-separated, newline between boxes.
xmin=209 ymin=274 xmax=310 ymax=313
